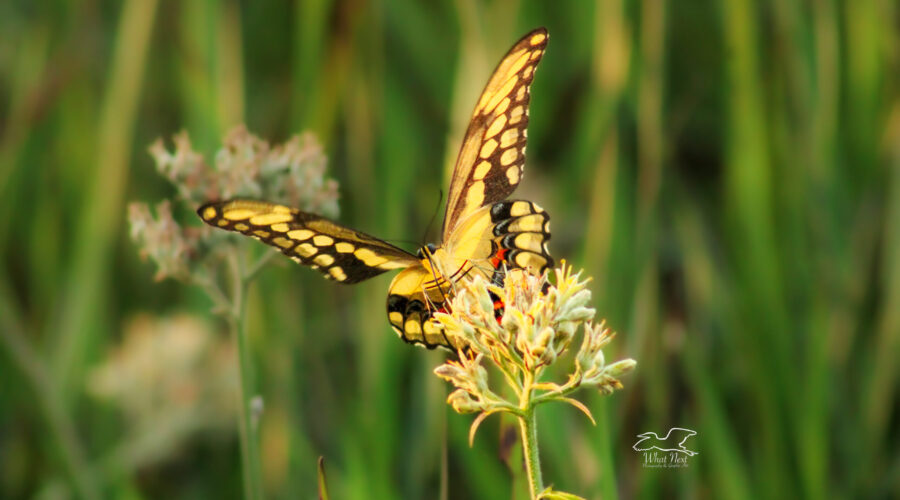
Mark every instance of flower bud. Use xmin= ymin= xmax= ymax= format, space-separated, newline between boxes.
xmin=604 ymin=359 xmax=636 ymax=377
xmin=556 ymin=321 xmax=576 ymax=345
xmin=536 ymin=327 xmax=554 ymax=349
xmin=447 ymin=389 xmax=481 ymax=413
xmin=592 ymin=348 xmax=605 ymax=369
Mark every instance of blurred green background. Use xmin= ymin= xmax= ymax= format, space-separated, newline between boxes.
xmin=2 ymin=0 xmax=899 ymax=498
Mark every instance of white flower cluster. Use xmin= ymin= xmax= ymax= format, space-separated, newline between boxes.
xmin=434 ymin=264 xmax=636 ymax=416
xmin=148 ymin=125 xmax=339 ymax=217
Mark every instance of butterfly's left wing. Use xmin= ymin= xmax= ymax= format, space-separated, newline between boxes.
xmin=198 ymin=199 xmax=419 ymax=283
xmin=441 ymin=28 xmax=548 ymax=240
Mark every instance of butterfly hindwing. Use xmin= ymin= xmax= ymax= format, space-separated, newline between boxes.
xmin=442 ymin=28 xmax=548 ymax=239
xmin=443 ymin=199 xmax=553 ymax=277
xmin=487 ymin=200 xmax=553 ymax=273
xmin=198 ymin=200 xmax=419 ymax=283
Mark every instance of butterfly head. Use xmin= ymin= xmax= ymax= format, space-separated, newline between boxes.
xmin=416 ymin=243 xmax=438 ymax=260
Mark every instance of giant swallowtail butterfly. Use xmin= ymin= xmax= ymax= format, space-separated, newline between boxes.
xmin=198 ymin=28 xmax=553 ymax=350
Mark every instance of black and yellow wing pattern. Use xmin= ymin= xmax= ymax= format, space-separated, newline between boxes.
xmin=442 ymin=28 xmax=548 ymax=239
xmin=198 ymin=200 xmax=419 ymax=283
xmin=198 ymin=28 xmax=553 ymax=351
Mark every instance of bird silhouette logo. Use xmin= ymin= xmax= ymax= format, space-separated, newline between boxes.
xmin=633 ymin=427 xmax=698 ymax=456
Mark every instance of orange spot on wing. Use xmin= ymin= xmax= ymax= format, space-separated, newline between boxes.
xmin=493 ymin=298 xmax=505 ymax=323
xmin=491 ymin=248 xmax=510 ymax=268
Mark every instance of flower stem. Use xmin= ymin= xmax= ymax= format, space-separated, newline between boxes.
xmin=229 ymin=253 xmax=264 ymax=500
xmin=519 ymin=374 xmax=544 ymax=498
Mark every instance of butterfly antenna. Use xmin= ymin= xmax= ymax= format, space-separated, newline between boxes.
xmin=421 ymin=189 xmax=444 ymax=246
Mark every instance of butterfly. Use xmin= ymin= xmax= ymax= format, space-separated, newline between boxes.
xmin=197 ymin=28 xmax=553 ymax=351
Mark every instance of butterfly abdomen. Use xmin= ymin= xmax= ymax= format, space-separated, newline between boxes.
xmin=387 ymin=293 xmax=465 ymax=350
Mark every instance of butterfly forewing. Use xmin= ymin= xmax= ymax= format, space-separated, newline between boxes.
xmin=198 ymin=200 xmax=419 ymax=283
xmin=442 ymin=28 xmax=548 ymax=239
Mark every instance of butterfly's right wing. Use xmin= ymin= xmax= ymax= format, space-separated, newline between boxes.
xmin=198 ymin=199 xmax=419 ymax=283
xmin=441 ymin=28 xmax=548 ymax=240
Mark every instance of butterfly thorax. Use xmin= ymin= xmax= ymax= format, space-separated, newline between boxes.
xmin=415 ymin=245 xmax=482 ymax=300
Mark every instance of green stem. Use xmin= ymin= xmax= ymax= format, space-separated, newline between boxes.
xmin=519 ymin=374 xmax=544 ymax=498
xmin=228 ymin=252 xmax=264 ymax=500
xmin=243 ymin=250 xmax=276 ymax=282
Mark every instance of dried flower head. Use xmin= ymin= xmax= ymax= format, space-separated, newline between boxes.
xmin=127 ymin=200 xmax=205 ymax=282
xmin=147 ymin=125 xmax=339 ymax=216
xmin=131 ymin=126 xmax=340 ymax=285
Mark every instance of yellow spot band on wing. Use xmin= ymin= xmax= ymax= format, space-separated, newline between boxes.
xmin=510 ymin=201 xmax=533 ymax=217
xmin=500 ymin=128 xmax=519 ymax=148
xmin=480 ymin=139 xmax=498 ymax=159
xmin=506 ymin=167 xmax=520 ymax=185
xmin=313 ymin=235 xmax=334 ymax=246
xmin=314 ymin=254 xmax=335 ymax=266
xmin=508 ymin=50 xmax=531 ymax=76
xmin=514 ymin=233 xmax=545 ymax=253
xmin=329 ymin=266 xmax=347 ymax=281
xmin=296 ymin=243 xmax=317 ymax=257
xmin=500 ymin=148 xmax=518 ymax=166
xmin=273 ymin=237 xmax=293 ymax=248
xmin=354 ymin=248 xmax=388 ymax=267
xmin=202 ymin=206 xmax=217 ymax=220
xmin=484 ymin=76 xmax=518 ymax=114
xmin=509 ymin=213 xmax=545 ymax=232
xmin=473 ymin=161 xmax=491 ymax=180
xmin=494 ymin=97 xmax=511 ymax=115
xmin=515 ymin=251 xmax=546 ymax=270
xmin=509 ymin=105 xmax=524 ymax=124
xmin=335 ymin=242 xmax=355 ymax=253
xmin=485 ymin=114 xmax=507 ymax=139
xmin=223 ymin=209 xmax=256 ymax=221
xmin=404 ymin=319 xmax=423 ymax=337
xmin=466 ymin=181 xmax=485 ymax=207
xmin=250 ymin=213 xmax=293 ymax=225
xmin=516 ymin=85 xmax=527 ymax=102
xmin=378 ymin=260 xmax=412 ymax=270
xmin=288 ymin=229 xmax=314 ymax=241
